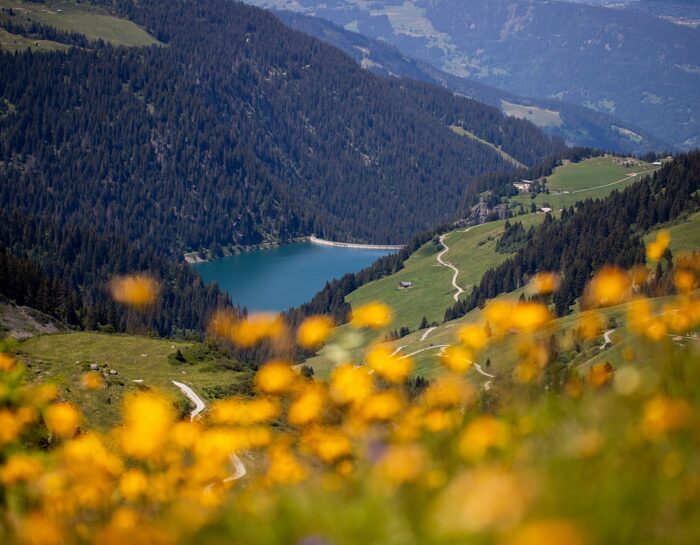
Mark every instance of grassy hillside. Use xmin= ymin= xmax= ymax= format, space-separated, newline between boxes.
xmin=345 ymin=214 xmax=544 ymax=332
xmin=645 ymin=210 xmax=700 ymax=256
xmin=501 ymin=100 xmax=562 ymax=128
xmin=13 ymin=332 xmax=252 ymax=429
xmin=509 ymin=155 xmax=661 ymax=211
xmin=0 ymin=0 xmax=159 ymax=50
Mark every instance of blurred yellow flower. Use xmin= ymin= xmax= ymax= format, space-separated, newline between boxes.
xmin=210 ymin=396 xmax=280 ymax=425
xmin=484 ymin=301 xmax=514 ymax=336
xmin=530 ymin=272 xmax=561 ymax=295
xmin=460 ymin=417 xmax=510 ymax=460
xmin=511 ymin=302 xmax=552 ymax=332
xmin=288 ymin=384 xmax=325 ymax=426
xmin=376 ymin=444 xmax=426 ymax=484
xmin=0 ymin=409 xmax=21 ymax=444
xmin=432 ymin=467 xmax=530 ymax=533
xmin=266 ymin=445 xmax=307 ymax=485
xmin=366 ymin=345 xmax=413 ymax=383
xmin=587 ymin=362 xmax=614 ymax=388
xmin=18 ymin=511 xmax=64 ymax=545
xmin=350 ymin=301 xmax=392 ymax=329
xmin=302 ymin=426 xmax=352 ymax=463
xmin=120 ymin=392 xmax=175 ymax=460
xmin=576 ymin=311 xmax=606 ymax=340
xmin=329 ymin=364 xmax=373 ymax=406
xmin=439 ymin=345 xmax=474 ymax=373
xmin=255 ymin=361 xmax=297 ymax=395
xmin=209 ymin=310 xmax=285 ymax=347
xmin=458 ymin=323 xmax=489 ymax=351
xmin=119 ymin=469 xmax=149 ymax=501
xmin=81 ymin=371 xmax=104 ymax=390
xmin=109 ymin=274 xmax=158 ymax=307
xmin=421 ymin=375 xmax=474 ymax=409
xmin=359 ymin=391 xmax=404 ymax=422
xmin=642 ymin=396 xmax=692 ymax=441
xmin=646 ymin=230 xmax=670 ymax=262
xmin=674 ymin=269 xmax=697 ymax=293
xmin=0 ymin=352 xmax=16 ymax=371
xmin=44 ymin=402 xmax=80 ymax=439
xmin=0 ymin=454 xmax=43 ymax=485
xmin=585 ymin=266 xmax=631 ymax=307
xmin=297 ymin=315 xmax=334 ymax=348
xmin=503 ymin=519 xmax=587 ymax=545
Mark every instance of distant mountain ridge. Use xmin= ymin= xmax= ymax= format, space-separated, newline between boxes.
xmin=275 ymin=10 xmax=670 ymax=154
xmin=244 ymin=0 xmax=699 ymax=150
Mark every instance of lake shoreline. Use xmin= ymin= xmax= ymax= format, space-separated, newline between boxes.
xmin=185 ymin=235 xmax=403 ymax=263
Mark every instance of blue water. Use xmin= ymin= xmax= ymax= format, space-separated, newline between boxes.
xmin=193 ymin=242 xmax=396 ymax=312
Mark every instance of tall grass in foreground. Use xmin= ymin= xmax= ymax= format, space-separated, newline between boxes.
xmin=0 ymin=232 xmax=699 ymax=545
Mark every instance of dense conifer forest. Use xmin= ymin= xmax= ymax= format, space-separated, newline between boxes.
xmin=0 ymin=0 xmax=564 ymax=338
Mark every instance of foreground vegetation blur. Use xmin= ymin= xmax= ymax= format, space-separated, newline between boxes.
xmin=1 ymin=231 xmax=699 ymax=545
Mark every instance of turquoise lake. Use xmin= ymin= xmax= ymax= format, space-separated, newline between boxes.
xmin=193 ymin=242 xmax=396 ymax=312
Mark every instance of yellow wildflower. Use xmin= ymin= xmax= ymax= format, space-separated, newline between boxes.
xmin=81 ymin=371 xmax=104 ymax=390
xmin=432 ymin=467 xmax=530 ymax=533
xmin=458 ymin=323 xmax=489 ymax=351
xmin=642 ymin=396 xmax=692 ymax=441
xmin=530 ymin=272 xmax=561 ymax=295
xmin=350 ymin=301 xmax=393 ymax=329
xmin=0 ymin=454 xmax=43 ymax=485
xmin=375 ymin=444 xmax=426 ymax=485
xmin=439 ymin=345 xmax=474 ymax=373
xmin=511 ymin=302 xmax=552 ymax=332
xmin=421 ymin=375 xmax=474 ymax=409
xmin=109 ymin=274 xmax=158 ymax=307
xmin=303 ymin=426 xmax=352 ymax=463
xmin=646 ymin=230 xmax=670 ymax=262
xmin=266 ymin=445 xmax=307 ymax=485
xmin=119 ymin=469 xmax=149 ymax=501
xmin=209 ymin=396 xmax=280 ymax=425
xmin=359 ymin=390 xmax=404 ymax=422
xmin=0 ymin=352 xmax=16 ymax=371
xmin=585 ymin=266 xmax=631 ymax=307
xmin=120 ymin=392 xmax=175 ymax=460
xmin=0 ymin=409 xmax=21 ymax=444
xmin=18 ymin=512 xmax=64 ymax=545
xmin=460 ymin=417 xmax=510 ymax=460
xmin=255 ymin=361 xmax=297 ymax=395
xmin=674 ymin=269 xmax=696 ymax=293
xmin=503 ymin=519 xmax=587 ymax=545
xmin=576 ymin=311 xmax=606 ymax=340
xmin=297 ymin=315 xmax=334 ymax=348
xmin=288 ymin=384 xmax=325 ymax=426
xmin=366 ymin=344 xmax=413 ymax=383
xmin=44 ymin=402 xmax=80 ymax=439
xmin=329 ymin=364 xmax=374 ymax=406
xmin=484 ymin=300 xmax=514 ymax=336
xmin=587 ymin=362 xmax=614 ymax=388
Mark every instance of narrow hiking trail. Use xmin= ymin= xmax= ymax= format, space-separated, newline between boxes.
xmin=437 ymin=231 xmax=467 ymax=302
xmin=599 ymin=329 xmax=616 ymax=350
xmin=569 ymin=168 xmax=658 ymax=195
xmin=420 ymin=327 xmax=437 ymax=341
xmin=474 ymin=363 xmax=495 ymax=391
xmin=171 ymin=381 xmax=247 ymax=481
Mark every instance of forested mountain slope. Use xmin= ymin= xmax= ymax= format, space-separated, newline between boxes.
xmin=274 ymin=9 xmax=670 ymax=155
xmin=0 ymin=0 xmax=564 ymax=337
xmin=0 ymin=0 xmax=562 ymax=251
xmin=245 ymin=0 xmax=699 ymax=150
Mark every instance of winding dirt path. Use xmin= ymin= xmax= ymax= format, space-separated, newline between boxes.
xmin=474 ymin=363 xmax=495 ymax=391
xmin=569 ymin=168 xmax=658 ymax=195
xmin=437 ymin=233 xmax=464 ymax=302
xmin=419 ymin=327 xmax=437 ymax=341
xmin=171 ymin=381 xmax=247 ymax=481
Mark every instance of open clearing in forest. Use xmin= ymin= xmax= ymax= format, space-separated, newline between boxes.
xmin=0 ymin=0 xmax=158 ymax=50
